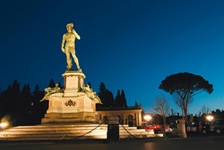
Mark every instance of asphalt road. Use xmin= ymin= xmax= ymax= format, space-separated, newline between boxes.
xmin=0 ymin=135 xmax=224 ymax=150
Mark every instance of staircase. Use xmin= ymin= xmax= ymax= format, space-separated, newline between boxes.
xmin=0 ymin=124 xmax=162 ymax=141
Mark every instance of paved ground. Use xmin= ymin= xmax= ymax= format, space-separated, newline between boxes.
xmin=0 ymin=135 xmax=224 ymax=150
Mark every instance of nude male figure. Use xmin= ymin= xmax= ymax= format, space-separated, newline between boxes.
xmin=61 ymin=23 xmax=81 ymax=70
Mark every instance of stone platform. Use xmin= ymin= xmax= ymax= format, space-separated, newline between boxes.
xmin=0 ymin=124 xmax=162 ymax=141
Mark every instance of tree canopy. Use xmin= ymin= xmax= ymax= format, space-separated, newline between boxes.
xmin=159 ymin=72 xmax=213 ymax=120
xmin=114 ymin=90 xmax=127 ymax=107
xmin=97 ymin=82 xmax=128 ymax=108
xmin=159 ymin=72 xmax=213 ymax=95
xmin=98 ymin=82 xmax=114 ymax=107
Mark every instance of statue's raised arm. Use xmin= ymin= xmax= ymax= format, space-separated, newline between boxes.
xmin=72 ymin=29 xmax=80 ymax=40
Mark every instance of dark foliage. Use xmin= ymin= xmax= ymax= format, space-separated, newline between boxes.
xmin=48 ymin=79 xmax=55 ymax=88
xmin=0 ymin=80 xmax=47 ymax=126
xmin=114 ymin=90 xmax=127 ymax=107
xmin=97 ymin=82 xmax=128 ymax=108
xmin=159 ymin=72 xmax=213 ymax=95
xmin=0 ymin=80 xmax=129 ymax=126
xmin=97 ymin=82 xmax=114 ymax=107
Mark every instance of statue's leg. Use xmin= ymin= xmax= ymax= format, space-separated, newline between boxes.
xmin=71 ymin=49 xmax=80 ymax=70
xmin=66 ymin=51 xmax=72 ymax=69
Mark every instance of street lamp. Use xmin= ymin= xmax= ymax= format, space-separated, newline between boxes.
xmin=144 ymin=114 xmax=152 ymax=125
xmin=206 ymin=115 xmax=214 ymax=122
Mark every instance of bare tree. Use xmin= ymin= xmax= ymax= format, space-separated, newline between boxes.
xmin=201 ymin=105 xmax=210 ymax=115
xmin=153 ymin=96 xmax=170 ymax=137
xmin=172 ymin=92 xmax=193 ymax=120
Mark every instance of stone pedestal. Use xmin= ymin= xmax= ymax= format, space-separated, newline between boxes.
xmin=41 ymin=70 xmax=100 ymax=124
xmin=62 ymin=71 xmax=85 ymax=96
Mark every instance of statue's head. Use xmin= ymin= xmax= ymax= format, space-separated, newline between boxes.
xmin=66 ymin=23 xmax=74 ymax=29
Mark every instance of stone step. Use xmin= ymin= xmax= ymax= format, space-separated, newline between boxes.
xmin=4 ymin=125 xmax=108 ymax=130
xmin=0 ymin=124 xmax=161 ymax=141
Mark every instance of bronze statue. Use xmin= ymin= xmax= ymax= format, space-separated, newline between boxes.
xmin=61 ymin=23 xmax=81 ymax=71
xmin=40 ymin=83 xmax=61 ymax=102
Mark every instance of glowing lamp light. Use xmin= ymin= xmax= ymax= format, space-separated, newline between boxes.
xmin=144 ymin=115 xmax=152 ymax=121
xmin=206 ymin=115 xmax=214 ymax=121
xmin=0 ymin=122 xmax=8 ymax=129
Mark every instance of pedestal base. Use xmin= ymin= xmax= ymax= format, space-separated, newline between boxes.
xmin=46 ymin=93 xmax=95 ymax=113
xmin=41 ymin=112 xmax=97 ymax=124
xmin=41 ymin=92 xmax=98 ymax=124
xmin=41 ymin=70 xmax=101 ymax=124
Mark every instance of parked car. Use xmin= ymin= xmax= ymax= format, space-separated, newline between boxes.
xmin=199 ymin=119 xmax=224 ymax=134
xmin=209 ymin=119 xmax=224 ymax=134
xmin=168 ymin=124 xmax=176 ymax=132
xmin=187 ymin=123 xmax=199 ymax=133
xmin=199 ymin=121 xmax=210 ymax=134
xmin=144 ymin=124 xmax=170 ymax=134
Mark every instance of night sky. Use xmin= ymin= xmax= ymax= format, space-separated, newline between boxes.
xmin=1 ymin=0 xmax=224 ymax=115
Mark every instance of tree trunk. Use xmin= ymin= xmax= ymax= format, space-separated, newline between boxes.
xmin=162 ymin=116 xmax=166 ymax=138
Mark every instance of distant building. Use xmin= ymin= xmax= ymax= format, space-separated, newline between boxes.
xmin=96 ymin=106 xmax=142 ymax=127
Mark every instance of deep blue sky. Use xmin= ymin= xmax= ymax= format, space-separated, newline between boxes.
xmin=0 ymin=0 xmax=224 ymax=115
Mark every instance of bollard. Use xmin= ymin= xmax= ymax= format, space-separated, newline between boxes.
xmin=107 ymin=116 xmax=120 ymax=141
xmin=176 ymin=119 xmax=187 ymax=138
